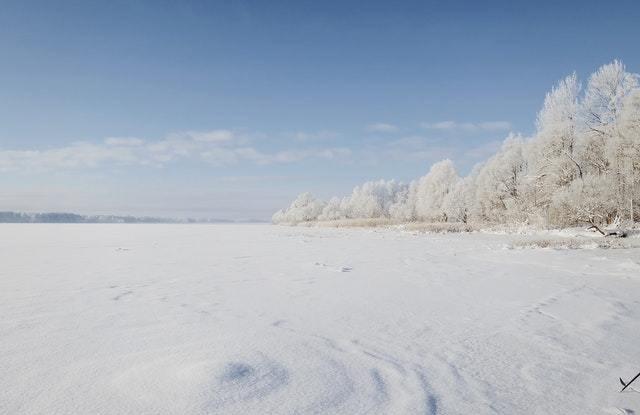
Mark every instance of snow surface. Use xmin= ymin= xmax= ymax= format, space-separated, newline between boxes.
xmin=1 ymin=224 xmax=639 ymax=414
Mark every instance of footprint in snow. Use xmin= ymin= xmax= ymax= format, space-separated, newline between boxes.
xmin=112 ymin=290 xmax=133 ymax=301
xmin=314 ymin=262 xmax=352 ymax=272
xmin=604 ymin=408 xmax=635 ymax=415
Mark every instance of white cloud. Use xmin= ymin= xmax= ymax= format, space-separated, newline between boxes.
xmin=232 ymin=147 xmax=351 ymax=165
xmin=291 ymin=131 xmax=338 ymax=141
xmin=0 ymin=130 xmax=352 ymax=172
xmin=104 ymin=137 xmax=145 ymax=146
xmin=367 ymin=123 xmax=399 ymax=133
xmin=187 ymin=130 xmax=235 ymax=143
xmin=422 ymin=121 xmax=458 ymax=130
xmin=387 ymin=135 xmax=440 ymax=149
xmin=421 ymin=120 xmax=511 ymax=132
xmin=0 ymin=142 xmax=141 ymax=171
xmin=378 ymin=136 xmax=454 ymax=162
xmin=358 ymin=133 xmax=508 ymax=166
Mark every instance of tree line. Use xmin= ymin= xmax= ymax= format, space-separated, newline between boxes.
xmin=273 ymin=61 xmax=640 ymax=229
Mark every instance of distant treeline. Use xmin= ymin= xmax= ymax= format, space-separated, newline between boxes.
xmin=0 ymin=212 xmax=264 ymax=224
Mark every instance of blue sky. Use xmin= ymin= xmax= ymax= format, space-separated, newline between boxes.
xmin=1 ymin=0 xmax=639 ymax=219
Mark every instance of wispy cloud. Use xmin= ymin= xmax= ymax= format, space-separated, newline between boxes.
xmin=104 ymin=137 xmax=145 ymax=146
xmin=188 ymin=130 xmax=236 ymax=143
xmin=366 ymin=123 xmax=399 ymax=133
xmin=420 ymin=120 xmax=511 ymax=132
xmin=0 ymin=142 xmax=141 ymax=171
xmin=0 ymin=130 xmax=351 ymax=172
xmin=291 ymin=130 xmax=339 ymax=142
xmin=379 ymin=136 xmax=453 ymax=162
xmin=356 ymin=133 xmax=510 ymax=169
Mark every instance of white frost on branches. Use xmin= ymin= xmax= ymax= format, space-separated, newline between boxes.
xmin=272 ymin=192 xmax=325 ymax=224
xmin=339 ymin=180 xmax=407 ymax=219
xmin=274 ymin=61 xmax=640 ymax=228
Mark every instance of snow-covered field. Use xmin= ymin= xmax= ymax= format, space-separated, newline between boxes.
xmin=1 ymin=224 xmax=639 ymax=414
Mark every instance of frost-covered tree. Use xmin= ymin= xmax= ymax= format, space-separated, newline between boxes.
xmin=340 ymin=180 xmax=407 ymax=219
xmin=526 ymin=73 xmax=584 ymax=224
xmin=442 ymin=172 xmax=477 ymax=223
xmin=388 ymin=181 xmax=416 ymax=221
xmin=609 ymin=89 xmax=640 ymax=220
xmin=272 ymin=192 xmax=325 ymax=224
xmin=388 ymin=186 xmax=410 ymax=220
xmin=549 ymin=174 xmax=618 ymax=228
xmin=531 ymin=73 xmax=582 ymax=188
xmin=580 ymin=60 xmax=639 ymax=175
xmin=318 ymin=196 xmax=344 ymax=221
xmin=474 ymin=135 xmax=528 ymax=223
xmin=409 ymin=159 xmax=459 ymax=222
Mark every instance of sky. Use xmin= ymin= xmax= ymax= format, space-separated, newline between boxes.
xmin=1 ymin=0 xmax=639 ymax=220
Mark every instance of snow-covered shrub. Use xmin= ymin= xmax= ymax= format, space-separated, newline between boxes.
xmin=314 ymin=217 xmax=399 ymax=228
xmin=402 ymin=222 xmax=475 ymax=233
xmin=510 ymin=236 xmax=637 ymax=250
